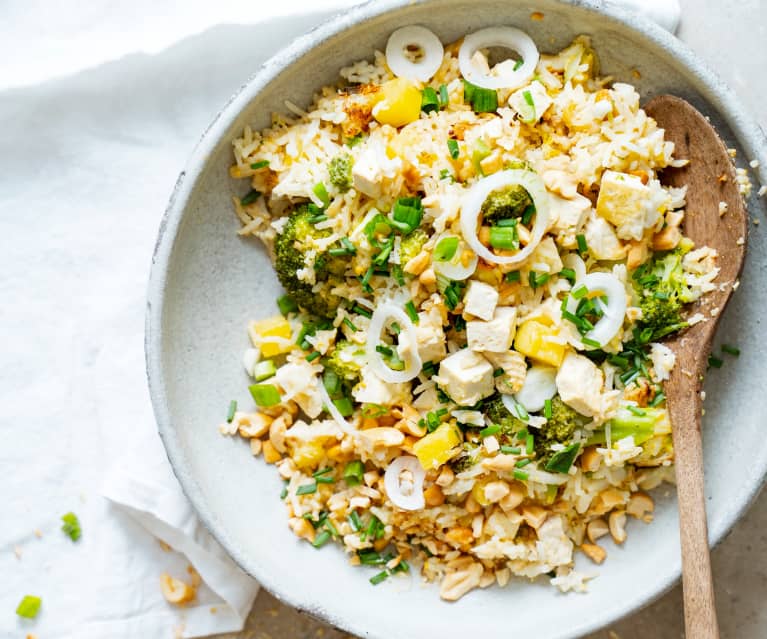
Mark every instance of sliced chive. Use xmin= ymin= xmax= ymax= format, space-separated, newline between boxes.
xmin=296 ymin=482 xmax=317 ymax=496
xmin=722 ymin=344 xmax=740 ymax=356
xmin=316 ymin=475 xmax=335 ymax=484
xmin=361 ymin=265 xmax=374 ymax=288
xmin=313 ymin=182 xmax=330 ymax=208
xmin=370 ymin=570 xmax=389 ymax=585
xmin=390 ymin=322 xmax=401 ymax=335
xmin=392 ymin=264 xmax=406 ymax=286
xmin=323 ymin=517 xmax=340 ymax=537
xmin=240 ymin=189 xmax=261 ymax=206
xmin=343 ymin=317 xmax=358 ymax=332
xmin=305 ymin=351 xmax=320 ymax=362
xmin=405 ymin=300 xmax=418 ymax=323
xmin=515 ymin=458 xmax=532 ymax=468
xmin=438 ymin=83 xmax=449 ymax=107
xmin=513 ymin=469 xmax=529 ymax=481
xmin=576 ymin=234 xmax=588 ymax=256
xmin=513 ymin=59 xmax=524 ymax=71
xmin=308 ymin=213 xmax=328 ymax=224
xmin=649 ymin=391 xmax=666 ymax=407
xmin=312 ymin=530 xmax=331 ymax=548
xmin=447 ymin=139 xmax=460 ymax=159
xmin=544 ymin=398 xmax=552 ymax=419
xmin=505 ymin=270 xmax=521 ymax=283
xmin=313 ymin=467 xmax=333 ymax=478
xmin=421 ymin=86 xmax=440 ymax=113
xmin=332 ymin=397 xmax=354 ymax=417
xmin=343 ymin=460 xmax=365 ymax=486
xmin=708 ymin=355 xmax=723 ymax=369
xmin=480 ymin=424 xmax=501 ymax=438
xmin=572 ymin=284 xmax=588 ymax=299
xmin=348 ymin=510 xmax=362 ymax=531
xmin=280 ymin=482 xmax=288 ymax=499
xmin=559 ymin=267 xmax=576 ymax=284
xmin=249 ymin=383 xmax=281 ymax=407
xmin=500 ymin=445 xmax=521 ymax=455
xmin=250 ymin=160 xmax=270 ymax=170
xmin=525 ymin=433 xmax=534 ymax=455
xmin=493 ymin=367 xmax=504 ymax=378
xmin=582 ymin=336 xmax=601 ymax=349
xmin=226 ymin=400 xmax=237 ymax=423
xmin=352 ymin=304 xmax=373 ymax=319
xmin=521 ymin=204 xmax=536 ymax=226
xmin=627 ymin=405 xmax=646 ymax=416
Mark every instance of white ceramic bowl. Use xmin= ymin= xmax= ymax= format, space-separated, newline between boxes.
xmin=146 ymin=1 xmax=767 ymax=637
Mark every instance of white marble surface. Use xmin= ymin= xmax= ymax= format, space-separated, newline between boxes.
xmin=1 ymin=1 xmax=764 ymax=638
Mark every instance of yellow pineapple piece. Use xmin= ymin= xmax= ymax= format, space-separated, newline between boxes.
xmin=248 ymin=316 xmax=293 ymax=358
xmin=514 ymin=319 xmax=566 ymax=367
xmin=372 ymin=78 xmax=422 ymax=128
xmin=413 ymin=423 xmax=462 ymax=470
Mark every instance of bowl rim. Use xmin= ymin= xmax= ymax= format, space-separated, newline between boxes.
xmin=146 ymin=1 xmax=767 ymax=636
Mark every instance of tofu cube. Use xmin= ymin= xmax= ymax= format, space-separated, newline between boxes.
xmin=352 ymin=148 xmax=383 ymax=198
xmin=463 ymin=280 xmax=499 ymax=320
xmin=508 ymin=80 xmax=553 ymax=123
xmin=555 ymin=352 xmax=605 ymax=417
xmin=549 ymin=192 xmax=591 ymax=248
xmin=467 ymin=307 xmax=517 ymax=353
xmin=584 ymin=213 xmax=627 ymax=261
xmin=415 ymin=308 xmax=447 ymax=363
xmin=596 ymin=170 xmax=650 ymax=241
xmin=435 ymin=349 xmax=495 ymax=406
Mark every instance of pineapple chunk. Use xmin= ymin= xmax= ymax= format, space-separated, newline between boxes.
xmin=514 ymin=319 xmax=566 ymax=367
xmin=290 ymin=440 xmax=326 ymax=470
xmin=413 ymin=423 xmax=463 ymax=470
xmin=248 ymin=316 xmax=293 ymax=358
xmin=372 ymin=78 xmax=422 ymax=128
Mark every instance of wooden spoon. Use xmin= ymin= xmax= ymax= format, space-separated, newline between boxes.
xmin=643 ymin=95 xmax=748 ymax=639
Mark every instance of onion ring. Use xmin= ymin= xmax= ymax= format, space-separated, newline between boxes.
xmin=565 ymin=272 xmax=627 ymax=347
xmin=514 ymin=366 xmax=557 ymax=413
xmin=458 ymin=27 xmax=539 ymax=90
xmin=384 ymin=455 xmax=426 ymax=510
xmin=460 ymin=169 xmax=550 ymax=266
xmin=386 ymin=26 xmax=444 ymax=82
xmin=366 ymin=302 xmax=423 ymax=383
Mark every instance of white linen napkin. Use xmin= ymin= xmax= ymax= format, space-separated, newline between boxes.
xmin=0 ymin=2 xmax=679 ymax=638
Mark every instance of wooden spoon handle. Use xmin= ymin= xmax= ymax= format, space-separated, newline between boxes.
xmin=670 ymin=395 xmax=719 ymax=639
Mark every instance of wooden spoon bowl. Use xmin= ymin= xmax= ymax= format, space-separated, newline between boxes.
xmin=644 ymin=95 xmax=748 ymax=639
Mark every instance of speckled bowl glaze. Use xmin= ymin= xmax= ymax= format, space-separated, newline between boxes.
xmin=146 ymin=1 xmax=767 ymax=637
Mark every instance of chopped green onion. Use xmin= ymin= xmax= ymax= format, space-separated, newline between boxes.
xmin=316 ymin=475 xmax=335 ymax=484
xmin=495 ymin=218 xmax=519 ymax=228
xmin=352 ymin=304 xmax=373 ymax=319
xmin=392 ymin=264 xmax=406 ymax=285
xmin=489 ymin=226 xmax=520 ymax=250
xmin=323 ymin=369 xmax=341 ymax=396
xmin=576 ymin=234 xmax=588 ymax=256
xmin=305 ymin=351 xmax=321 ymax=362
xmin=61 ymin=512 xmax=81 ymax=541
xmin=515 ymin=458 xmax=532 ymax=468
xmin=505 ymin=270 xmax=521 ymax=283
xmin=708 ymin=355 xmax=723 ymax=369
xmin=722 ymin=344 xmax=740 ymax=356
xmin=313 ymin=467 xmax=333 ymax=478
xmin=500 ymin=445 xmax=521 ymax=455
xmin=525 ymin=433 xmax=534 ymax=455
xmin=447 ymin=139 xmax=460 ymax=159
xmin=249 ymin=383 xmax=281 ymax=407
xmin=280 ymin=482 xmax=289 ymax=499
xmin=572 ymin=284 xmax=588 ymax=299
xmin=513 ymin=469 xmax=529 ymax=481
xmin=253 ymin=359 xmax=277 ymax=381
xmin=313 ymin=182 xmax=330 ymax=208
xmin=343 ymin=460 xmax=365 ymax=486
xmin=16 ymin=595 xmax=41 ymax=619
xmin=531 ymin=271 xmax=550 ymax=289
xmin=434 ymin=237 xmax=459 ymax=262
xmin=240 ymin=189 xmax=261 ymax=206
xmin=513 ymin=59 xmax=524 ymax=71
xmin=250 ymin=160 xmax=270 ymax=170
xmin=226 ymin=400 xmax=237 ymax=423
xmin=521 ymin=204 xmax=536 ymax=226
xmin=627 ymin=405 xmax=646 ymax=416
xmin=348 ymin=511 xmax=362 ymax=531
xmin=370 ymin=570 xmax=389 ymax=585
xmin=277 ymin=294 xmax=298 ymax=316
xmin=463 ymin=80 xmax=498 ymax=113
xmin=471 ymin=139 xmax=491 ymax=175
xmin=545 ymin=442 xmax=581 ymax=474
xmin=480 ymin=424 xmax=501 ymax=438
xmin=373 ymin=237 xmax=395 ymax=265
xmin=560 ymin=267 xmax=576 ymax=284
xmin=421 ymin=86 xmax=440 ymax=113
xmin=390 ymin=322 xmax=401 ymax=335
xmin=649 ymin=391 xmax=666 ymax=407
xmin=343 ymin=317 xmax=358 ymax=332
xmin=376 ymin=344 xmax=393 ymax=357
xmin=405 ymin=300 xmax=419 ymax=323
xmin=361 ymin=265 xmax=374 ymax=290
xmin=359 ymin=549 xmax=385 ymax=564
xmin=582 ymin=336 xmax=601 ymax=349
xmin=608 ymin=354 xmax=630 ymax=369
xmin=308 ymin=213 xmax=328 ymax=224
xmin=333 ymin=397 xmax=354 ymax=417
xmin=493 ymin=367 xmax=504 ymax=378
xmin=438 ymin=83 xmax=449 ymax=107
xmin=312 ymin=530 xmax=332 ymax=548
xmin=391 ymin=197 xmax=423 ymax=235
xmin=296 ymin=482 xmax=317 ymax=496
xmin=544 ymin=399 xmax=552 ymax=419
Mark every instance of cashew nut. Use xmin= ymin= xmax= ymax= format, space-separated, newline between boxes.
xmin=626 ymin=492 xmax=654 ymax=520
xmin=236 ymin=412 xmax=273 ymax=438
xmin=521 ymin=505 xmax=549 ymax=530
xmin=579 ymin=445 xmax=601 ymax=473
xmin=159 ymin=573 xmax=196 ymax=605
xmin=439 ymin=563 xmax=483 ymax=601
xmin=499 ymin=482 xmax=526 ymax=513
xmin=586 ymin=518 xmax=610 ymax=543
xmin=483 ymin=481 xmax=511 ymax=504
xmin=445 ymin=526 xmax=474 ymax=547
xmin=609 ymin=510 xmax=627 ymax=544
xmin=581 ymin=543 xmax=607 ymax=565
xmin=269 ymin=416 xmax=288 ymax=453
xmin=357 ymin=427 xmax=405 ymax=448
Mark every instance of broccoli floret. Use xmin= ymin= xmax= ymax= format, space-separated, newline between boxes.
xmin=633 ymin=248 xmax=693 ymax=341
xmin=484 ymin=394 xmax=526 ymax=444
xmin=480 ymin=184 xmax=533 ymax=226
xmin=533 ymin=397 xmax=588 ymax=463
xmin=398 ymin=229 xmax=428 ymax=267
xmin=328 ymin=153 xmax=354 ymax=192
xmin=274 ymin=204 xmax=344 ymax=319
xmin=323 ymin=339 xmax=365 ymax=383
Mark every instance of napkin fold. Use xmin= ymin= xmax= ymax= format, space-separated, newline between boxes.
xmin=92 ymin=2 xmax=681 ymax=637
